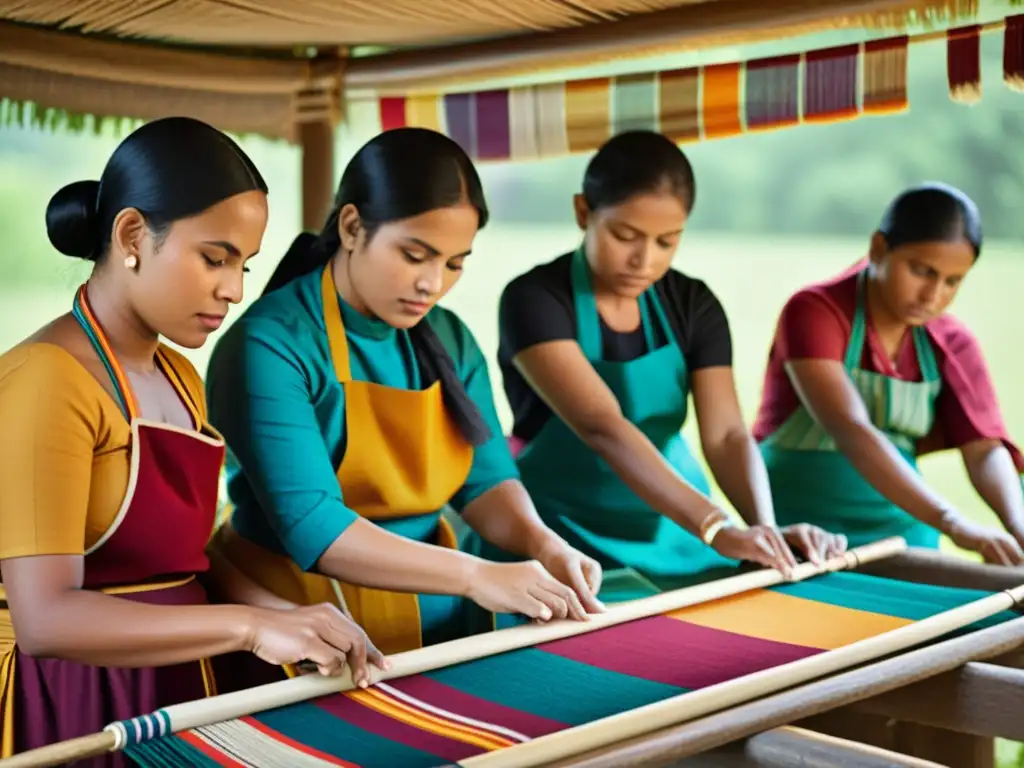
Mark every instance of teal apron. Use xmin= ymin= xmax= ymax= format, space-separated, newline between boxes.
xmin=760 ymin=270 xmax=942 ymax=549
xmin=472 ymin=247 xmax=736 ymax=603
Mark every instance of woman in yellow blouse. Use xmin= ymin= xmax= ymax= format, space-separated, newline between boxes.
xmin=0 ymin=117 xmax=381 ymax=763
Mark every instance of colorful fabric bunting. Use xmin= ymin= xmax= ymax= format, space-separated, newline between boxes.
xmin=863 ymin=36 xmax=910 ymax=114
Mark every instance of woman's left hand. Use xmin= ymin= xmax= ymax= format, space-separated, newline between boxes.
xmin=533 ymin=539 xmax=606 ymax=616
xmin=779 ymin=523 xmax=848 ymax=566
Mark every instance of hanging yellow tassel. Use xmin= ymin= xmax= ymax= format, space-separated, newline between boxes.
xmin=947 ymin=25 xmax=982 ymax=104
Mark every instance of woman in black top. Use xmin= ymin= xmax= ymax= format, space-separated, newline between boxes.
xmin=483 ymin=131 xmax=846 ymax=597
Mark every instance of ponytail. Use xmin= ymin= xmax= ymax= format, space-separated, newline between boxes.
xmin=262 ymin=209 xmax=342 ymax=297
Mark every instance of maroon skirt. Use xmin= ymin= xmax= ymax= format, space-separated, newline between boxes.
xmin=7 ymin=580 xmax=211 ymax=768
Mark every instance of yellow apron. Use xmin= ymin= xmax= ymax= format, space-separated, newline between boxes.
xmin=215 ymin=265 xmax=475 ymax=655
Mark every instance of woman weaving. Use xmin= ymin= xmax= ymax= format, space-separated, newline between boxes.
xmin=754 ymin=182 xmax=1024 ymax=565
xmin=485 ymin=130 xmax=846 ymax=596
xmin=205 ymin=127 xmax=603 ymax=669
xmin=0 ymin=118 xmax=382 ymax=764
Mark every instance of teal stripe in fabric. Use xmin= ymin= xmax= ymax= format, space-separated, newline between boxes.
xmin=126 ymin=738 xmax=224 ymax=768
xmin=612 ymin=72 xmax=658 ymax=133
xmin=259 ymin=704 xmax=433 ymax=765
xmin=772 ymin=572 xmax=1016 ymax=628
xmin=425 ymin=647 xmax=684 ymax=726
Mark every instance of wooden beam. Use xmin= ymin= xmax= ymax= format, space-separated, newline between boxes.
xmin=0 ymin=21 xmax=327 ymax=94
xmin=548 ymin=616 xmax=1024 ymax=767
xmin=344 ymin=0 xmax=928 ymax=91
xmin=299 ymin=119 xmax=336 ymax=231
xmin=849 ymin=661 xmax=1024 ymax=741
xmin=858 ymin=547 xmax=1024 ymax=595
xmin=685 ymin=726 xmax=947 ymax=767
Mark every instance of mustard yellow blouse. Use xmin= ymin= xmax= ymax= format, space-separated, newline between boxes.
xmin=0 ymin=342 xmax=207 ymax=560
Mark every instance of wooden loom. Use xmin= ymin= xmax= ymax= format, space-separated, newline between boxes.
xmin=2 ymin=536 xmax=1023 ymax=768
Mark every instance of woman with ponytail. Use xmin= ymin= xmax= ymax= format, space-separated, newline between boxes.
xmin=0 ymin=117 xmax=381 ymax=764
xmin=205 ymin=128 xmax=603 ymax=677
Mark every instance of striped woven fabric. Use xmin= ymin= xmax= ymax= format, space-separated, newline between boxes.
xmin=124 ymin=571 xmax=1015 ymax=768
xmin=375 ymin=35 xmax=909 ymax=162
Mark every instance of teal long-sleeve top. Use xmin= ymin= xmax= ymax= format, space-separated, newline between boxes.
xmin=205 ymin=267 xmax=518 ymax=572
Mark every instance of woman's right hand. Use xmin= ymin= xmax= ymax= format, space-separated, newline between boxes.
xmin=246 ymin=603 xmax=389 ymax=687
xmin=947 ymin=518 xmax=1024 ymax=566
xmin=465 ymin=559 xmax=589 ymax=622
xmin=710 ymin=525 xmax=799 ymax=579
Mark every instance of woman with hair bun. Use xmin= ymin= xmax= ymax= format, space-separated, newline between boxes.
xmin=205 ymin=127 xmax=603 ymax=671
xmin=489 ymin=130 xmax=845 ymax=598
xmin=755 ymin=182 xmax=1024 ymax=565
xmin=0 ymin=117 xmax=382 ymax=763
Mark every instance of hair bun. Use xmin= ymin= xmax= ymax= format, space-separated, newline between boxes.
xmin=46 ymin=180 xmax=101 ymax=260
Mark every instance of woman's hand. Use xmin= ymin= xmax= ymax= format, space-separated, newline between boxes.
xmin=947 ymin=518 xmax=1024 ymax=566
xmin=465 ymin=559 xmax=593 ymax=622
xmin=779 ymin=523 xmax=849 ymax=566
xmin=246 ymin=603 xmax=389 ymax=687
xmin=710 ymin=525 xmax=800 ymax=578
xmin=533 ymin=539 xmax=606 ymax=615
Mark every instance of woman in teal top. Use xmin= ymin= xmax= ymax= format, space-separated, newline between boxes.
xmin=205 ymin=128 xmax=603 ymax=673
xmin=488 ymin=131 xmax=846 ymax=597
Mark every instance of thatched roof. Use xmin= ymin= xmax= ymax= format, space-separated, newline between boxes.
xmin=0 ymin=0 xmax=984 ymax=141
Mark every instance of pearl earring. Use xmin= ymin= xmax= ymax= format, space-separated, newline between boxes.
xmin=124 ymin=255 xmax=138 ymax=269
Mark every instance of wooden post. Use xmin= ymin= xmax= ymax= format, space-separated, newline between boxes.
xmin=299 ymin=119 xmax=335 ymax=232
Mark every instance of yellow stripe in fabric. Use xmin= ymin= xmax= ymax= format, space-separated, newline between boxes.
xmin=406 ymin=94 xmax=443 ymax=131
xmin=358 ymin=686 xmax=515 ymax=748
xmin=349 ymin=687 xmax=515 ymax=751
xmin=564 ymin=77 xmax=610 ymax=153
xmin=667 ymin=589 xmax=912 ymax=650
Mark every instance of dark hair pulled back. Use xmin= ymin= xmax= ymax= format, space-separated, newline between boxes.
xmin=582 ymin=130 xmax=696 ymax=214
xmin=264 ymin=127 xmax=489 ymax=296
xmin=266 ymin=127 xmax=492 ymax=447
xmin=45 ymin=116 xmax=267 ymax=263
xmin=877 ymin=182 xmax=983 ymax=259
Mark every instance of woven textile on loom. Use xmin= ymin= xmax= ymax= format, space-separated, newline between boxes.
xmin=124 ymin=571 xmax=1016 ymax=768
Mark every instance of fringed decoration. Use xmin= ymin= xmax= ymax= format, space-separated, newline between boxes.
xmin=947 ymin=25 xmax=982 ymax=104
xmin=803 ymin=44 xmax=861 ymax=123
xmin=1003 ymin=15 xmax=1024 ymax=92
xmin=612 ymin=72 xmax=658 ymax=134
xmin=444 ymin=92 xmax=477 ymax=157
xmin=658 ymin=68 xmax=700 ymax=143
xmin=744 ymin=54 xmax=800 ymax=132
xmin=701 ymin=62 xmax=743 ymax=140
xmin=474 ymin=90 xmax=511 ymax=160
xmin=863 ymin=36 xmax=910 ymax=115
xmin=564 ymin=77 xmax=611 ymax=153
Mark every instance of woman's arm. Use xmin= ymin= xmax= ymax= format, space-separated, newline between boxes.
xmin=204 ymin=544 xmax=299 ymax=611
xmin=207 ymin=322 xmax=483 ymax=596
xmin=961 ymin=439 xmax=1024 ymax=542
xmin=786 ymin=358 xmax=958 ymax=527
xmin=691 ymin=366 xmax=776 ymax=528
xmin=2 ymin=555 xmax=253 ymax=665
xmin=514 ymin=340 xmax=721 ymax=534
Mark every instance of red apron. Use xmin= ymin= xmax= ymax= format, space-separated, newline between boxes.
xmin=0 ymin=285 xmax=225 ymax=766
